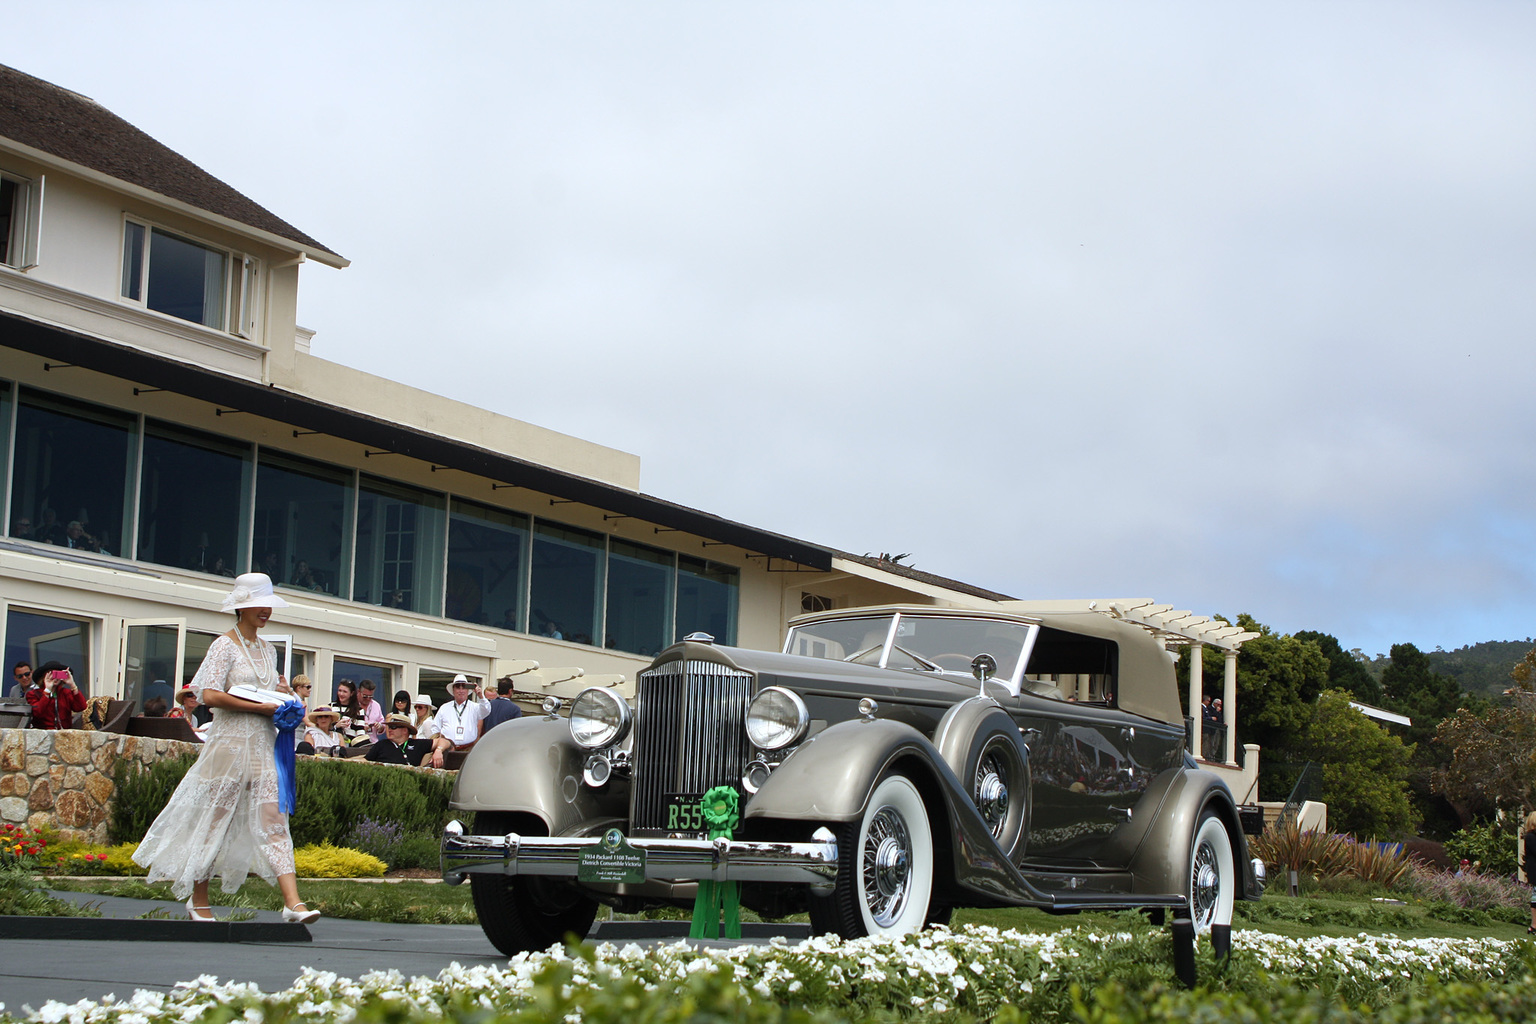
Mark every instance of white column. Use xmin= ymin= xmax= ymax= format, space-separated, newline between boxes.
xmin=1223 ymin=650 xmax=1238 ymax=765
xmin=1187 ymin=643 xmax=1203 ymax=760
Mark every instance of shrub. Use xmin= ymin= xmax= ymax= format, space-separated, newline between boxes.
xmin=344 ymin=817 xmax=405 ymax=863
xmin=1401 ymin=860 xmax=1530 ymax=912
xmin=294 ymin=841 xmax=387 ymax=878
xmin=106 ymin=749 xmax=453 ymax=856
xmin=1250 ymin=820 xmax=1414 ymax=890
xmin=109 ymin=751 xmax=197 ymax=843
xmin=0 ymin=823 xmax=52 ymax=869
xmin=288 ymin=759 xmax=455 ymax=849
xmin=1445 ymin=818 xmax=1522 ymax=877
xmin=389 ymin=832 xmax=443 ymax=871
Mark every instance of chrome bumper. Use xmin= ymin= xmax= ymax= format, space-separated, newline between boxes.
xmin=441 ymin=820 xmax=839 ymax=890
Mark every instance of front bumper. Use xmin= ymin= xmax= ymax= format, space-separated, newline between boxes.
xmin=441 ymin=820 xmax=839 ymax=890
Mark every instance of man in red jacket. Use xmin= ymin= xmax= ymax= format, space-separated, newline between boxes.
xmin=26 ymin=661 xmax=86 ymax=729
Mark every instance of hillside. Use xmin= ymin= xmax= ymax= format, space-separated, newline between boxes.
xmin=1365 ymin=639 xmax=1535 ymax=699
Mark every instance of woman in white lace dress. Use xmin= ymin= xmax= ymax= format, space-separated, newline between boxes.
xmin=133 ymin=573 xmax=321 ymax=924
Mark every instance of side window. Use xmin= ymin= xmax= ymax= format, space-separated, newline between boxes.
xmin=120 ymin=219 xmax=257 ymax=334
xmin=0 ymin=171 xmax=44 ymax=270
xmin=1022 ymin=627 xmax=1119 ymax=703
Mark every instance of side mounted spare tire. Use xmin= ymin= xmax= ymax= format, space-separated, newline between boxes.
xmin=936 ymin=700 xmax=1031 ymax=863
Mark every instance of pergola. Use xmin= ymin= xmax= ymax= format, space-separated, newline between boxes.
xmin=1002 ymin=598 xmax=1260 ymax=765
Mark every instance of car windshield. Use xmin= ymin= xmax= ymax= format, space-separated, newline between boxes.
xmin=785 ymin=613 xmax=1033 ymax=680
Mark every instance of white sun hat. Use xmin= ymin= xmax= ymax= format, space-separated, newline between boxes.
xmin=220 ymin=572 xmax=291 ymax=612
xmin=411 ymin=693 xmax=434 ymax=709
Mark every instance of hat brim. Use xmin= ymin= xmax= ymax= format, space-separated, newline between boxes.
xmin=226 ymin=593 xmax=291 ymax=611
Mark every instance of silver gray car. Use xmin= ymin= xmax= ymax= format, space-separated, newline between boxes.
xmin=443 ymin=605 xmax=1263 ymax=955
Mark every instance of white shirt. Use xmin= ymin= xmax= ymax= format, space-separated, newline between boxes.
xmin=432 ymin=697 xmax=489 ymax=746
xmin=415 ymin=714 xmax=441 ymax=739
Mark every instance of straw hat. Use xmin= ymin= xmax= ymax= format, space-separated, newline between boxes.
xmin=309 ymin=705 xmax=340 ymax=721
xmin=383 ymin=713 xmax=417 ymax=734
xmin=220 ymin=573 xmax=290 ymax=612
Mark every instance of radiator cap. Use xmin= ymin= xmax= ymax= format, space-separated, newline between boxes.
xmin=681 ymin=632 xmax=715 ymax=644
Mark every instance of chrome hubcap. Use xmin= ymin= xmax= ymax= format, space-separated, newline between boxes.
xmin=862 ymin=807 xmax=912 ymax=927
xmin=975 ymin=749 xmax=1010 ymax=838
xmin=1191 ymin=842 xmax=1220 ymax=927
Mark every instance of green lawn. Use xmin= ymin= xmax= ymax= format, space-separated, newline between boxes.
xmin=45 ymin=877 xmax=1536 ymax=942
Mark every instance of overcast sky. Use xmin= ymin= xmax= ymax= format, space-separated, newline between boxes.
xmin=11 ymin=3 xmax=1535 ymax=658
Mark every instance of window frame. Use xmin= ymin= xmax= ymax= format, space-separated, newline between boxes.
xmin=0 ymin=169 xmax=44 ymax=271
xmin=118 ymin=214 xmax=260 ymax=337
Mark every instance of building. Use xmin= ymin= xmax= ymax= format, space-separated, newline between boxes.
xmin=0 ymin=63 xmax=1267 ymax=809
xmin=0 ymin=64 xmax=1030 ymax=713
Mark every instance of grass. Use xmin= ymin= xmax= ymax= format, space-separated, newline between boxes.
xmin=41 ymin=876 xmax=1536 ymax=941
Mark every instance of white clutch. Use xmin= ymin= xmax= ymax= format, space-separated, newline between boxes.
xmin=228 ymin=684 xmax=296 ymax=706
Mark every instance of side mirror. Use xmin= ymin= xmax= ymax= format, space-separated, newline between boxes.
xmin=971 ymin=653 xmax=998 ymax=693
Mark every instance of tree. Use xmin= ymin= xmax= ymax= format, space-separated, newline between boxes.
xmin=1226 ymin=614 xmax=1330 ymax=753
xmin=1380 ymin=642 xmax=1466 ymax=749
xmin=1294 ymin=630 xmax=1381 ymax=704
xmin=1292 ymin=689 xmax=1419 ymax=838
xmin=1431 ymin=702 xmax=1536 ymax=825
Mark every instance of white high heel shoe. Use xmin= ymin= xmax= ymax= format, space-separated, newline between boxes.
xmin=282 ymin=902 xmax=321 ymax=924
xmin=186 ymin=898 xmax=216 ymax=922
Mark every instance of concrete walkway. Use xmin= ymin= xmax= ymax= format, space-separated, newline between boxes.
xmin=0 ymin=890 xmax=809 ymax=1016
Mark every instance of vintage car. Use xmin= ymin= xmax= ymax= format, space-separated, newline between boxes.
xmin=442 ymin=605 xmax=1265 ymax=955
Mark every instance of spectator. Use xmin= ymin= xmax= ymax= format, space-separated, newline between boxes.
xmin=169 ymin=687 xmax=200 ymax=720
xmin=411 ymin=694 xmax=439 ymax=740
xmin=289 ymin=674 xmax=314 ymax=712
xmin=334 ymin=679 xmax=362 ymax=740
xmin=1523 ymin=811 xmax=1536 ymax=935
xmin=8 ymin=660 xmax=32 ymax=700
xmin=366 ymin=713 xmax=445 ymax=767
xmin=356 ymin=680 xmax=386 ymax=742
xmin=432 ymin=674 xmax=489 ymax=749
xmin=302 ymin=706 xmax=345 ymax=756
xmin=481 ymin=677 xmax=523 ymax=733
xmin=390 ymin=689 xmax=413 ymax=718
xmin=26 ymin=661 xmax=86 ymax=729
xmin=61 ymin=520 xmax=100 ymax=552
xmin=142 ymin=696 xmax=169 ymax=718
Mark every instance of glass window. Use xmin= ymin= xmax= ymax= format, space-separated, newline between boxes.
xmin=181 ymin=631 xmax=217 ymax=688
xmin=137 ymin=420 xmax=250 ymax=575
xmin=530 ymin=521 xmax=604 ymax=645
xmin=0 ymin=177 xmax=15 ymax=266
xmin=123 ymin=622 xmax=180 ymax=714
xmin=676 ymin=556 xmax=738 ymax=645
xmin=0 ymin=381 xmax=11 ymax=534
xmin=353 ymin=475 xmax=446 ymax=614
xmin=254 ymin=450 xmax=353 ymax=597
xmin=446 ymin=498 xmax=528 ymax=629
xmin=332 ymin=659 xmax=393 ymax=707
xmin=9 ymin=390 xmax=134 ymax=557
xmin=4 ymin=608 xmax=92 ymax=699
xmin=122 ymin=223 xmax=228 ymax=329
xmin=606 ymin=539 xmax=674 ymax=655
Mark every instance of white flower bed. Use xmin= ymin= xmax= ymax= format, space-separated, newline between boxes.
xmin=8 ymin=926 xmax=1524 ymax=1024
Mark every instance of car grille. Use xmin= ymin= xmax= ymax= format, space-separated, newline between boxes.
xmin=630 ymin=658 xmax=754 ymax=833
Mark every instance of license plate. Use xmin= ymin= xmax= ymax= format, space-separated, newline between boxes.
xmin=663 ymin=793 xmax=706 ymax=833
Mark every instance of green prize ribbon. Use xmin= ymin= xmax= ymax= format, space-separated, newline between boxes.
xmin=689 ymin=785 xmax=742 ymax=939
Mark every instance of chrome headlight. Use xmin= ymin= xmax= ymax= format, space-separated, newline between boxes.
xmin=569 ymin=686 xmax=632 ymax=749
xmin=746 ymin=686 xmax=809 ymax=750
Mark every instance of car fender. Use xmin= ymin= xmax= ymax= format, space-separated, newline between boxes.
xmin=744 ymin=717 xmax=941 ymax=822
xmin=449 ymin=714 xmax=628 ymax=837
xmin=1124 ymin=767 xmax=1261 ymax=901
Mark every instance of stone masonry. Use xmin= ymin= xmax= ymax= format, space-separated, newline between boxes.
xmin=0 ymin=728 xmax=200 ymax=843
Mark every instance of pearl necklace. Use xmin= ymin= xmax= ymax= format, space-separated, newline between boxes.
xmin=235 ymin=630 xmax=273 ymax=688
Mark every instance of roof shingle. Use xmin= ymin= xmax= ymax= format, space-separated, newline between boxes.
xmin=0 ymin=63 xmax=342 ymax=261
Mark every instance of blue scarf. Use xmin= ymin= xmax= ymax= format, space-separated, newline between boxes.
xmin=272 ymin=699 xmax=307 ymax=814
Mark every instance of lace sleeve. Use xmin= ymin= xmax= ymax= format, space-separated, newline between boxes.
xmin=189 ymin=636 xmax=237 ymax=700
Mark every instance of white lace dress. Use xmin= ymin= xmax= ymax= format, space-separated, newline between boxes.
xmin=133 ymin=634 xmax=296 ymax=897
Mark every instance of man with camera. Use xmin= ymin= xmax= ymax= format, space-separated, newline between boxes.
xmin=26 ymin=661 xmax=87 ymax=729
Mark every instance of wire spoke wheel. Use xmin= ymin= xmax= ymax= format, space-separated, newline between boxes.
xmin=809 ymin=773 xmax=934 ymax=938
xmin=1188 ymin=810 xmax=1235 ymax=934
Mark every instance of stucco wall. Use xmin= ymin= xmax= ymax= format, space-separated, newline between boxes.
xmin=0 ymin=727 xmax=200 ymax=844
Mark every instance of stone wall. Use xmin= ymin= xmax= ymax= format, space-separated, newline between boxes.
xmin=0 ymin=728 xmax=200 ymax=843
